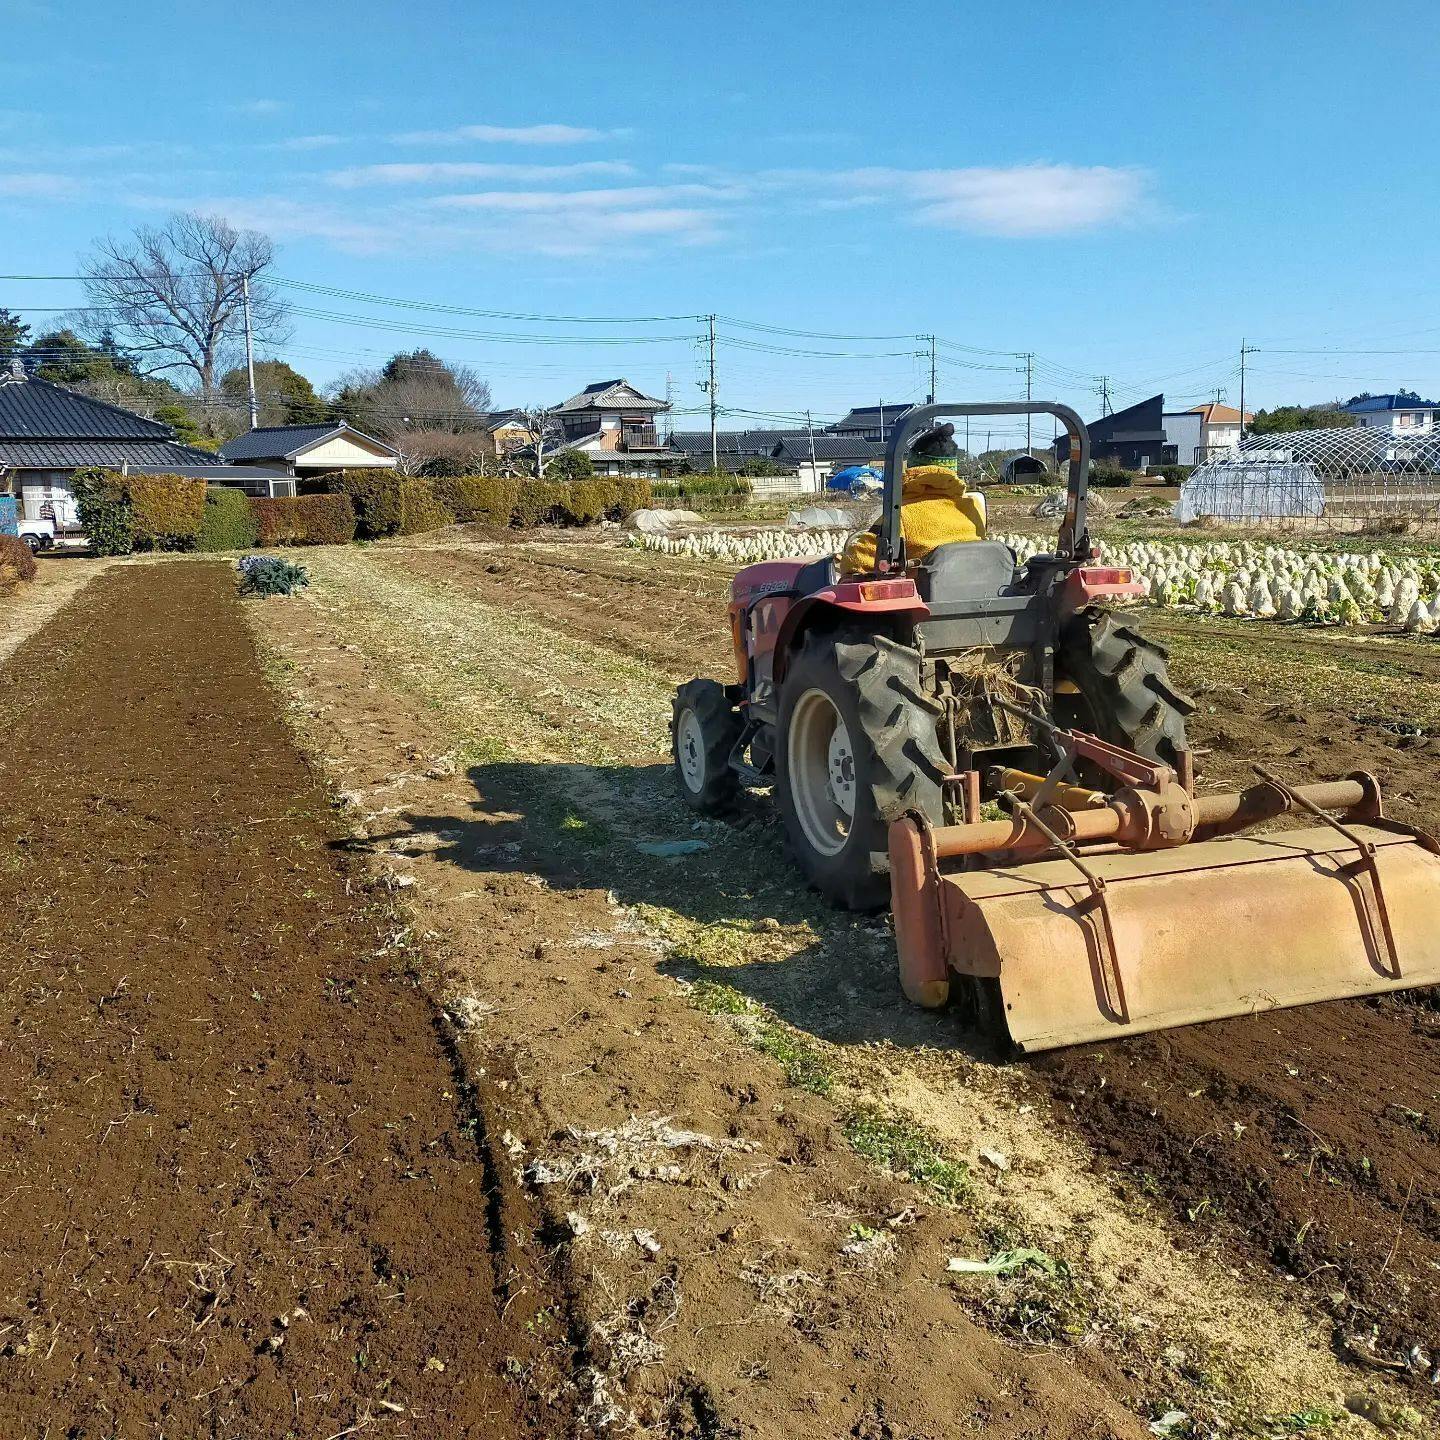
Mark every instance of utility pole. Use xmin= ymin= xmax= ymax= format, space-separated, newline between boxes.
xmin=242 ymin=272 xmax=258 ymax=431
xmin=1024 ymin=352 xmax=1036 ymax=453
xmin=1238 ymin=339 xmax=1257 ymax=444
xmin=923 ymin=334 xmax=937 ymax=404
xmin=805 ymin=408 xmax=818 ymax=493
xmin=1097 ymin=376 xmax=1112 ymax=417
xmin=878 ymin=399 xmax=885 ymax=444
xmin=705 ymin=315 xmax=718 ymax=471
xmin=663 ymin=369 xmax=674 ymax=443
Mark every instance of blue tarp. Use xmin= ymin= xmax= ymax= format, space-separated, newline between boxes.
xmin=0 ymin=496 xmax=17 ymax=537
xmin=827 ymin=465 xmax=881 ymax=492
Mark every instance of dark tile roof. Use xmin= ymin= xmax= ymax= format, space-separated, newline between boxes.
xmin=0 ymin=373 xmax=175 ymax=440
xmin=669 ymin=428 xmax=800 ymax=456
xmin=0 ymin=439 xmax=219 ymax=468
xmin=829 ymin=403 xmax=916 ymax=432
xmin=557 ymin=379 xmax=667 ymax=413
xmin=776 ymin=434 xmax=883 ymax=463
xmin=1342 ymin=394 xmax=1440 ymax=413
xmin=218 ymin=423 xmax=345 ymax=461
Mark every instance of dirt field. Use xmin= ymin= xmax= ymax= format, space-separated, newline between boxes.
xmin=0 ymin=564 xmax=577 ymax=1436
xmin=239 ymin=533 xmax=1440 ymax=1436
xmin=3 ymin=536 xmax=1437 ymax=1438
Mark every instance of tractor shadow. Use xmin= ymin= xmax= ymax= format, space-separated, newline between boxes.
xmin=344 ymin=758 xmax=999 ymax=1061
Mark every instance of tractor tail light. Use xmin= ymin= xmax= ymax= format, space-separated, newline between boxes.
xmin=857 ymin=578 xmax=918 ymax=602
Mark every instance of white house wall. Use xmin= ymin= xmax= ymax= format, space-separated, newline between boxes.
xmin=294 ymin=436 xmax=397 ymax=469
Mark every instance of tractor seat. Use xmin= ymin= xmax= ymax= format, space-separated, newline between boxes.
xmin=915 ymin=540 xmax=1020 ymax=603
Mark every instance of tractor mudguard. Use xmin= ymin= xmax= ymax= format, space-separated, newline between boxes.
xmin=772 ymin=579 xmax=929 ymax=685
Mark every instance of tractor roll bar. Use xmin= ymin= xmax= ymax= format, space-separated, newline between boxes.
xmin=877 ymin=401 xmax=1091 ymax=572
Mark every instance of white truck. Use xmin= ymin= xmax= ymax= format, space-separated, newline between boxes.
xmin=17 ymin=490 xmax=87 ymax=553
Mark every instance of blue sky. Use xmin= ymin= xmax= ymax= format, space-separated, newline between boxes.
xmin=3 ymin=0 xmax=1438 ymax=434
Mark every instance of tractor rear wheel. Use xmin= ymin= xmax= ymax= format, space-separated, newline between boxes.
xmin=776 ymin=629 xmax=948 ymax=911
xmin=671 ymin=678 xmax=742 ymax=814
xmin=1056 ymin=608 xmax=1195 ymax=769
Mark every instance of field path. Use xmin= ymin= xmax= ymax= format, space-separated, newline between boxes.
xmin=0 ymin=563 xmax=575 ymax=1436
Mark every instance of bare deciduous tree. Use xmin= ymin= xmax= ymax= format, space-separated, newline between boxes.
xmin=518 ymin=403 xmax=563 ymax=477
xmin=329 ymin=349 xmax=492 ymax=440
xmin=81 ymin=211 xmax=288 ymax=400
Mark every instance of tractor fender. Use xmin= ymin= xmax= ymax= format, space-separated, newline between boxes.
xmin=772 ymin=580 xmax=929 ymax=686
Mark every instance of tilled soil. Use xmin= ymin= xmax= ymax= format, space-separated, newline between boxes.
xmin=255 ymin=546 xmax=1156 ymax=1438
xmin=387 ymin=538 xmax=1440 ymax=1390
xmin=0 ymin=564 xmax=576 ymax=1436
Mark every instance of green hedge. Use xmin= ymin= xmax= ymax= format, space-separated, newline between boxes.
xmin=428 ymin=475 xmax=491 ymax=522
xmin=127 ymin=474 xmax=207 ymax=550
xmin=325 ymin=470 xmax=405 ymax=538
xmin=323 ymin=470 xmax=651 ymax=535
xmin=251 ymin=493 xmax=357 ymax=547
xmin=198 ymin=486 xmax=261 ymax=552
xmin=71 ymin=468 xmax=135 ymax=556
xmin=655 ymin=473 xmax=754 ymax=499
xmin=69 ymin=469 xmax=206 ymax=552
xmin=1091 ymin=465 xmax=1141 ymax=488
xmin=1149 ymin=463 xmax=1194 ymax=485
xmin=398 ymin=478 xmax=455 ymax=535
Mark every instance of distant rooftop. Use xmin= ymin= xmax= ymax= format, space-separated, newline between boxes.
xmin=218 ymin=422 xmax=397 ymax=462
xmin=1340 ymin=394 xmax=1440 ymax=414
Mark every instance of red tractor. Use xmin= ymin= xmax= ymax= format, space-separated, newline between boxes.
xmin=671 ymin=401 xmax=1182 ymax=910
xmin=671 ymin=402 xmax=1440 ymax=1051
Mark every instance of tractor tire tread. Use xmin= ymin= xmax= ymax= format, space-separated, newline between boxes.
xmin=671 ymin=677 xmax=742 ymax=814
xmin=1058 ymin=609 xmax=1192 ymax=771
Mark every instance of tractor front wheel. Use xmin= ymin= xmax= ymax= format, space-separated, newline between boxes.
xmin=776 ymin=629 xmax=947 ymax=911
xmin=671 ymin=678 xmax=742 ymax=814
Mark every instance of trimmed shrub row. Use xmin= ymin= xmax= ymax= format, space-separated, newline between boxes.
xmin=199 ymin=486 xmax=260 ymax=552
xmin=251 ymin=493 xmax=357 ymax=547
xmin=653 ymin=473 xmax=754 ymax=500
xmin=71 ymin=468 xmax=137 ymax=556
xmin=67 ymin=468 xmax=653 ymax=558
xmin=127 ymin=474 xmax=206 ymax=550
xmin=324 ymin=471 xmax=651 ymax=531
xmin=398 ymin=477 xmax=455 ymax=535
xmin=71 ymin=469 xmax=209 ymax=553
xmin=0 ymin=534 xmax=38 ymax=591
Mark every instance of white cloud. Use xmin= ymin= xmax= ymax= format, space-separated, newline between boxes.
xmin=427 ymin=183 xmax=740 ymax=213
xmin=501 ymin=207 xmax=724 ymax=257
xmin=231 ymin=98 xmax=288 ymax=117
xmin=838 ymin=163 xmax=1148 ymax=236
xmin=0 ymin=171 xmax=78 ymax=197
xmin=391 ymin=122 xmax=625 ymax=146
xmin=326 ymin=160 xmax=636 ymax=188
xmin=125 ymin=193 xmax=399 ymax=255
